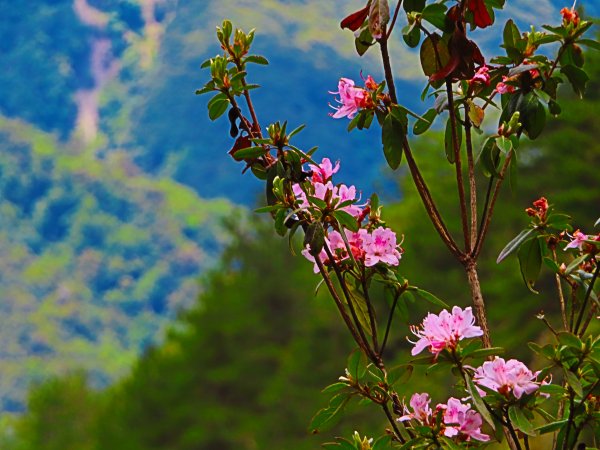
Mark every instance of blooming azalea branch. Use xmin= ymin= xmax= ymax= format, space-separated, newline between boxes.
xmin=198 ymin=4 xmax=599 ymax=448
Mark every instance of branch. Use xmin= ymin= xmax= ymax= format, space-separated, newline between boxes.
xmin=446 ymin=80 xmax=470 ymax=250
xmin=464 ymin=105 xmax=478 ymax=252
xmin=474 ymin=150 xmax=513 ymax=258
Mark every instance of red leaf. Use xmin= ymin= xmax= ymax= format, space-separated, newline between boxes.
xmin=228 ymin=135 xmax=252 ymax=161
xmin=340 ymin=5 xmax=370 ymax=32
xmin=468 ymin=0 xmax=493 ymax=29
xmin=429 ymin=28 xmax=485 ymax=82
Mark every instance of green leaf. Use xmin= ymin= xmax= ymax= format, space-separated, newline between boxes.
xmin=465 ymin=375 xmax=496 ymax=430
xmin=387 ymin=365 xmax=413 ymax=386
xmin=382 ymin=113 xmax=405 ymax=170
xmin=412 ymin=287 xmax=449 ymax=308
xmin=557 ymin=332 xmax=583 ymax=350
xmin=563 ymin=369 xmax=583 ymax=398
xmin=234 ymin=146 xmax=267 ymax=159
xmin=508 ymin=406 xmax=537 ymax=436
xmin=578 ymin=39 xmax=600 ymax=52
xmin=439 ymin=436 xmax=463 ymax=450
xmin=536 ymin=419 xmax=568 ymax=434
xmin=274 ymin=208 xmax=288 ymax=237
xmin=334 ymin=210 xmax=359 ymax=232
xmin=421 ymin=3 xmax=449 ymax=31
xmin=355 ymin=27 xmax=374 ymax=56
xmin=495 ymin=135 xmax=512 ymax=154
xmin=517 ymin=236 xmax=542 ymax=293
xmin=308 ymin=393 xmax=351 ymax=433
xmin=254 ymin=205 xmax=280 ymax=214
xmin=497 ymin=228 xmax=536 ymax=263
xmin=347 ymin=349 xmax=368 ymax=382
xmin=478 ymin=137 xmax=501 ymax=178
xmin=521 ymin=93 xmax=546 ymax=139
xmin=402 ymin=23 xmax=421 ymax=48
xmin=321 ymin=382 xmax=350 ymax=394
xmin=244 ymin=55 xmax=269 ymax=65
xmin=413 ymin=108 xmax=437 ymax=135
xmin=503 ymin=19 xmax=521 ymax=51
xmin=467 ymin=347 xmax=505 ymax=360
xmin=372 ymin=436 xmax=392 ymax=450
xmin=419 ymin=34 xmax=450 ymax=77
xmin=403 ymin=0 xmax=426 ymax=12
xmin=564 ymin=252 xmax=590 ymax=274
xmin=303 ymin=222 xmax=325 ymax=256
xmin=347 ymin=282 xmax=374 ymax=337
xmin=288 ymin=124 xmax=306 ymax=139
xmin=546 ymin=213 xmax=572 ymax=231
xmin=561 ymin=65 xmax=589 ymax=99
xmin=444 ymin=116 xmax=462 ymax=164
xmin=208 ymin=98 xmax=230 ymax=120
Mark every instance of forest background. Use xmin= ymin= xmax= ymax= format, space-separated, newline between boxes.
xmin=0 ymin=0 xmax=598 ymax=448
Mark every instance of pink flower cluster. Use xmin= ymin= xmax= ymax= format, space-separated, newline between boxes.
xmin=473 ymin=357 xmax=541 ymax=399
xmin=410 ymin=306 xmax=483 ymax=356
xmin=296 ymin=158 xmax=402 ymax=271
xmin=329 ymin=76 xmax=377 ymax=119
xmin=470 ymin=65 xmax=490 ymax=86
xmin=399 ymin=393 xmax=490 ymax=442
xmin=302 ymin=227 xmax=402 ymax=273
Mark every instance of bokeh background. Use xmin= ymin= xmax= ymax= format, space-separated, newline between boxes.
xmin=0 ymin=0 xmax=598 ymax=448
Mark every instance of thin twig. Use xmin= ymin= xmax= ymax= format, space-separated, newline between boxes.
xmin=446 ymin=80 xmax=470 ymax=251
xmin=380 ymin=283 xmax=408 ymax=357
xmin=361 ymin=266 xmax=379 ymax=352
xmin=379 ymin=28 xmax=461 ymax=258
xmin=574 ymin=262 xmax=599 ymax=335
xmin=323 ymin=245 xmax=380 ymax=366
xmin=386 ymin=0 xmax=403 ymax=39
xmin=314 ymin=255 xmax=365 ymax=352
xmin=553 ymin=249 xmax=569 ymax=330
xmin=474 ymin=150 xmax=513 ymax=258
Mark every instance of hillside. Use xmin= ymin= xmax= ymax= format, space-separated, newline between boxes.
xmin=0 ymin=118 xmax=232 ymax=411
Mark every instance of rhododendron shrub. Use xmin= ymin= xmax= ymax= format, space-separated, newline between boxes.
xmin=197 ymin=2 xmax=599 ymax=449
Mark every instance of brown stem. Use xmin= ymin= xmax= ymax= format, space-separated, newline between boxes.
xmin=446 ymin=80 xmax=470 ymax=251
xmin=323 ymin=245 xmax=381 ymax=366
xmin=314 ymin=256 xmax=365 ymax=352
xmin=465 ymin=259 xmax=492 ymax=348
xmin=553 ymin=249 xmax=569 ymax=330
xmin=574 ymin=262 xmax=599 ymax=335
xmin=386 ymin=0 xmax=403 ymax=39
xmin=382 ymin=402 xmax=406 ymax=443
xmin=474 ymin=150 xmax=513 ymax=258
xmin=241 ymin=78 xmax=263 ymax=137
xmin=464 ymin=104 xmax=478 ymax=252
xmin=361 ymin=267 xmax=379 ymax=352
xmin=379 ymin=28 xmax=461 ymax=258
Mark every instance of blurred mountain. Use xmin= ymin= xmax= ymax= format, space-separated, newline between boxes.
xmin=0 ymin=117 xmax=232 ymax=411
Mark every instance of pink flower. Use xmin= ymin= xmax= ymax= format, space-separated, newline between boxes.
xmin=410 ymin=306 xmax=483 ymax=357
xmin=330 ymin=78 xmax=369 ymax=119
xmin=471 ymin=65 xmax=490 ymax=86
xmin=564 ymin=230 xmax=588 ymax=251
xmin=495 ymin=76 xmax=516 ymax=94
xmin=398 ymin=393 xmax=432 ymax=424
xmin=301 ymin=229 xmax=365 ymax=272
xmin=473 ymin=357 xmax=540 ymax=399
xmin=440 ymin=398 xmax=490 ymax=442
xmin=362 ymin=227 xmax=402 ymax=267
xmin=309 ymin=157 xmax=340 ymax=183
